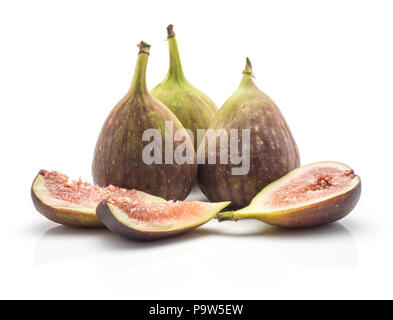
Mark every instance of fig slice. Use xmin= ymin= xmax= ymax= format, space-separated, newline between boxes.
xmin=96 ymin=198 xmax=230 ymax=241
xmin=31 ymin=170 xmax=166 ymax=227
xmin=218 ymin=162 xmax=361 ymax=228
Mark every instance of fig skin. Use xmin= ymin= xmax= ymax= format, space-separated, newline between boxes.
xmin=96 ymin=200 xmax=230 ymax=241
xmin=92 ymin=41 xmax=197 ymax=201
xmin=151 ymin=25 xmax=218 ymax=150
xmin=31 ymin=174 xmax=103 ymax=227
xmin=218 ymin=162 xmax=361 ymax=228
xmin=198 ymin=58 xmax=300 ymax=207
xmin=31 ymin=190 xmax=103 ymax=227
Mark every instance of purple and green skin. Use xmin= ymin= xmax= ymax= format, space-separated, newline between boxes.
xmin=31 ymin=191 xmax=103 ymax=227
xmin=92 ymin=41 xmax=197 ymax=201
xmin=198 ymin=58 xmax=300 ymax=208
xmin=151 ymin=25 xmax=218 ymax=151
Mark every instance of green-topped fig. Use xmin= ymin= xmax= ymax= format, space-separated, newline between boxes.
xmin=218 ymin=162 xmax=361 ymax=228
xmin=198 ymin=58 xmax=300 ymax=207
xmin=151 ymin=25 xmax=218 ymax=150
xmin=92 ymin=41 xmax=196 ymax=201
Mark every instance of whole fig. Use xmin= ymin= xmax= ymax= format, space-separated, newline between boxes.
xmin=92 ymin=41 xmax=196 ymax=200
xmin=198 ymin=58 xmax=300 ymax=207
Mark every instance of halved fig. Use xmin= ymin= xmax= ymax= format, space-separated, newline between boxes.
xmin=31 ymin=170 xmax=166 ymax=227
xmin=218 ymin=162 xmax=361 ymax=228
xmin=96 ymin=198 xmax=230 ymax=241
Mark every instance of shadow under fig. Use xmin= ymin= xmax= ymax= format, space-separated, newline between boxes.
xmin=41 ymin=224 xmax=208 ymax=247
xmin=34 ymin=217 xmax=358 ymax=270
xmin=196 ymin=220 xmax=354 ymax=239
xmin=199 ymin=220 xmax=359 ymax=269
xmin=33 ymin=223 xmax=210 ymax=265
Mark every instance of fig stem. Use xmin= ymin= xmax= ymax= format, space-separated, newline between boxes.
xmin=243 ymin=57 xmax=253 ymax=76
xmin=138 ymin=41 xmax=151 ymax=55
xmin=129 ymin=41 xmax=150 ymax=94
xmin=217 ymin=211 xmax=238 ymax=222
xmin=239 ymin=57 xmax=257 ymax=89
xmin=167 ymin=24 xmax=176 ymax=38
xmin=166 ymin=25 xmax=186 ymax=82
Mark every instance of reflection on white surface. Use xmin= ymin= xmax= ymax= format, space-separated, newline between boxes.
xmin=27 ymin=186 xmax=362 ymax=299
xmin=34 ymin=218 xmax=358 ymax=280
xmin=33 ymin=225 xmax=207 ymax=265
xmin=206 ymin=221 xmax=358 ymax=269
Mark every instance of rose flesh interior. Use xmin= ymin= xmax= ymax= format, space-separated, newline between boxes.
xmin=38 ymin=170 xmax=222 ymax=229
xmin=263 ymin=166 xmax=358 ymax=209
xmin=107 ymin=196 xmax=210 ymax=227
xmin=39 ymin=170 xmax=153 ymax=206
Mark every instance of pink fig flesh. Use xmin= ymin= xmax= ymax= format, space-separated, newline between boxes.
xmin=31 ymin=170 xmax=165 ymax=227
xmin=96 ymin=197 xmax=229 ymax=241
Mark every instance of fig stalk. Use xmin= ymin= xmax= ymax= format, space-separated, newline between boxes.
xmin=216 ymin=211 xmax=238 ymax=222
xmin=129 ymin=41 xmax=150 ymax=94
xmin=240 ymin=57 xmax=256 ymax=86
xmin=165 ymin=25 xmax=186 ymax=83
xmin=151 ymin=25 xmax=218 ymax=150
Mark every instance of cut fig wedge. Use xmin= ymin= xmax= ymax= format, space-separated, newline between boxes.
xmin=97 ymin=198 xmax=230 ymax=241
xmin=31 ymin=170 xmax=166 ymax=227
xmin=218 ymin=162 xmax=361 ymax=228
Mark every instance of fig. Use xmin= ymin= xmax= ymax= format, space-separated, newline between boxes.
xmin=218 ymin=162 xmax=361 ymax=228
xmin=96 ymin=197 xmax=230 ymax=241
xmin=31 ymin=170 xmax=166 ymax=227
xmin=198 ymin=57 xmax=300 ymax=207
xmin=92 ymin=41 xmax=197 ymax=201
xmin=151 ymin=25 xmax=218 ymax=150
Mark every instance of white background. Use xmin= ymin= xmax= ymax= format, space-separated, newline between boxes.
xmin=0 ymin=0 xmax=392 ymax=299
